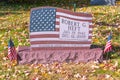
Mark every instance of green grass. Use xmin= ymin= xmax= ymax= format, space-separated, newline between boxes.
xmin=0 ymin=2 xmax=120 ymax=52
xmin=0 ymin=1 xmax=120 ymax=80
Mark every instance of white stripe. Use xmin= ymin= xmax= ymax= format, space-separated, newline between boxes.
xmin=89 ymin=28 xmax=92 ymax=31
xmin=31 ymin=44 xmax=91 ymax=48
xmin=56 ymin=18 xmax=92 ymax=23
xmin=56 ymin=25 xmax=59 ymax=28
xmin=30 ymin=31 xmax=59 ymax=35
xmin=30 ymin=38 xmax=92 ymax=42
xmin=89 ymin=23 xmax=93 ymax=25
xmin=56 ymin=18 xmax=59 ymax=22
xmin=30 ymin=31 xmax=92 ymax=36
xmin=56 ymin=12 xmax=92 ymax=20
xmin=89 ymin=33 xmax=92 ymax=36
xmin=8 ymin=49 xmax=11 ymax=52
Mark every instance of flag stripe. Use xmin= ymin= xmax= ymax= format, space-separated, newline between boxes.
xmin=104 ymin=45 xmax=112 ymax=50
xmin=55 ymin=28 xmax=59 ymax=31
xmin=10 ymin=47 xmax=16 ymax=60
xmin=30 ymin=31 xmax=59 ymax=35
xmin=30 ymin=34 xmax=92 ymax=39
xmin=30 ymin=34 xmax=59 ymax=38
xmin=8 ymin=46 xmax=17 ymax=60
xmin=12 ymin=47 xmax=17 ymax=60
xmin=30 ymin=31 xmax=92 ymax=36
xmin=8 ymin=47 xmax=14 ymax=59
xmin=30 ymin=38 xmax=92 ymax=42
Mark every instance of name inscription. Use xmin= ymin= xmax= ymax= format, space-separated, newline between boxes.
xmin=60 ymin=17 xmax=89 ymax=41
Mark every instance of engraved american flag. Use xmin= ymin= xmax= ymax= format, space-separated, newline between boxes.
xmin=30 ymin=7 xmax=93 ymax=50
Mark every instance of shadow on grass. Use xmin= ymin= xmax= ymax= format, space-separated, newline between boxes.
xmin=0 ymin=11 xmax=22 ymax=17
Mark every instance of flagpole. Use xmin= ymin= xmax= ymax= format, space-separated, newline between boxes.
xmin=106 ymin=52 xmax=109 ymax=60
xmin=8 ymin=28 xmax=11 ymax=40
xmin=73 ymin=3 xmax=76 ymax=12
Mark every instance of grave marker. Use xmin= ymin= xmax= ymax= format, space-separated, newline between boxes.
xmin=18 ymin=7 xmax=103 ymax=64
xmin=30 ymin=7 xmax=93 ymax=50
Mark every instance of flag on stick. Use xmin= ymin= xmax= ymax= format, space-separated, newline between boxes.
xmin=104 ymin=32 xmax=112 ymax=53
xmin=8 ymin=38 xmax=17 ymax=61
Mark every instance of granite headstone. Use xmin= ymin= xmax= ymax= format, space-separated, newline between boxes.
xmin=17 ymin=7 xmax=103 ymax=64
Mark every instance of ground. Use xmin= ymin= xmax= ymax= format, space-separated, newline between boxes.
xmin=0 ymin=1 xmax=120 ymax=80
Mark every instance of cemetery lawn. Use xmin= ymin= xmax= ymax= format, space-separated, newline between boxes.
xmin=0 ymin=2 xmax=120 ymax=80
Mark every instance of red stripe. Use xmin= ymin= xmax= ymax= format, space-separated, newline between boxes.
xmin=56 ymin=21 xmax=59 ymax=25
xmin=12 ymin=47 xmax=17 ymax=60
xmin=8 ymin=47 xmax=14 ymax=60
xmin=8 ymin=53 xmax=12 ymax=60
xmin=8 ymin=47 xmax=17 ymax=60
xmin=89 ymin=36 xmax=92 ymax=39
xmin=30 ymin=35 xmax=92 ymax=39
xmin=89 ymin=31 xmax=92 ymax=33
xmin=55 ymin=28 xmax=59 ymax=31
xmin=104 ymin=42 xmax=112 ymax=53
xmin=10 ymin=47 xmax=16 ymax=60
xmin=104 ymin=47 xmax=112 ymax=53
xmin=89 ymin=25 xmax=93 ymax=28
xmin=30 ymin=34 xmax=59 ymax=38
xmin=55 ymin=28 xmax=93 ymax=33
xmin=30 ymin=41 xmax=91 ymax=44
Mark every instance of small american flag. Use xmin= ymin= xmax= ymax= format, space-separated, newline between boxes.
xmin=30 ymin=7 xmax=93 ymax=50
xmin=8 ymin=38 xmax=17 ymax=61
xmin=104 ymin=33 xmax=112 ymax=53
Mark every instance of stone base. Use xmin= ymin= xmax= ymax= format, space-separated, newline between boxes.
xmin=17 ymin=46 xmax=103 ymax=64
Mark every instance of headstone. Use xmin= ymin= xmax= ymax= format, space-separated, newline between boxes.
xmin=90 ymin=0 xmax=116 ymax=5
xmin=30 ymin=7 xmax=92 ymax=50
xmin=18 ymin=7 xmax=103 ymax=64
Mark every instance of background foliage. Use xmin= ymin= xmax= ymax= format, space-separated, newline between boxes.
xmin=4 ymin=0 xmax=90 ymax=8
xmin=0 ymin=0 xmax=120 ymax=80
xmin=1 ymin=1 xmax=120 ymax=52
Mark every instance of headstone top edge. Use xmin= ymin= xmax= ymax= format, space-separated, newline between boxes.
xmin=30 ymin=6 xmax=92 ymax=17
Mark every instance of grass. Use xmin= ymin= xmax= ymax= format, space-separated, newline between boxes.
xmin=0 ymin=1 xmax=120 ymax=80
